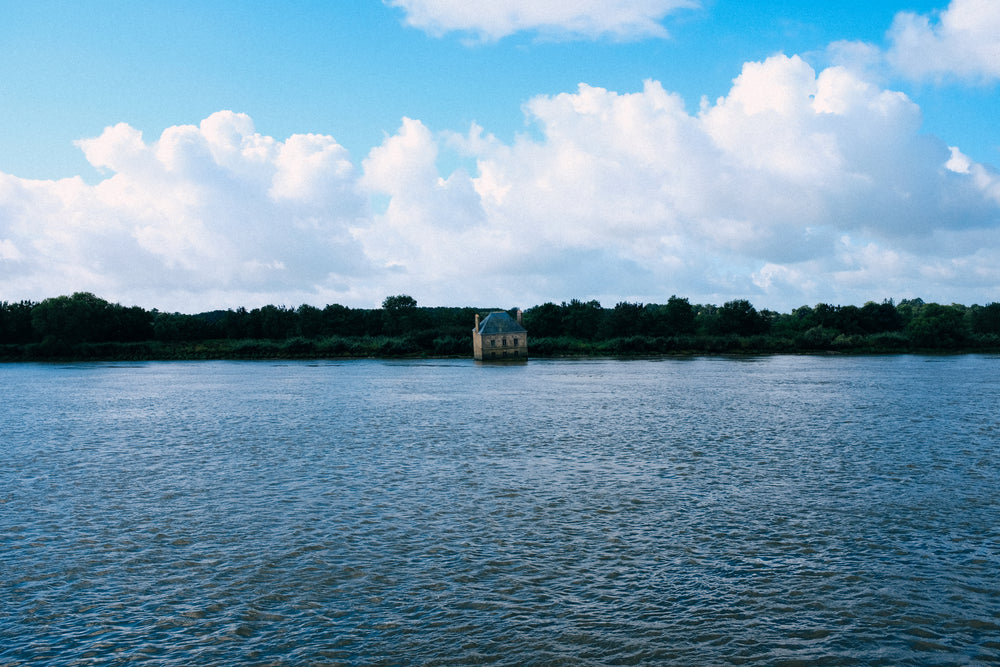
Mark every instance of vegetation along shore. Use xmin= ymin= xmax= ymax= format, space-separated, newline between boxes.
xmin=2 ymin=292 xmax=1000 ymax=361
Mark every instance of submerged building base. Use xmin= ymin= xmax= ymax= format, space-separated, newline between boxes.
xmin=473 ymin=311 xmax=528 ymax=361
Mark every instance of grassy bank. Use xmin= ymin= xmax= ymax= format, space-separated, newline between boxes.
xmin=3 ymin=331 xmax=999 ymax=362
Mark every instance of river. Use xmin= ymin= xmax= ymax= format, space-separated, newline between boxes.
xmin=2 ymin=356 xmax=998 ymax=665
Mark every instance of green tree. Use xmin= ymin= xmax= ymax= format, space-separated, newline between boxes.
xmin=835 ymin=305 xmax=863 ymax=335
xmin=381 ymin=295 xmax=420 ymax=335
xmin=254 ymin=304 xmax=297 ymax=339
xmin=321 ymin=303 xmax=364 ymax=337
xmin=906 ymin=303 xmax=967 ymax=348
xmin=798 ymin=326 xmax=837 ymax=349
xmin=771 ymin=305 xmax=817 ymax=337
xmin=523 ymin=302 xmax=563 ymax=338
xmin=382 ymin=294 xmax=417 ymax=312
xmin=296 ymin=304 xmax=323 ymax=338
xmin=109 ymin=304 xmax=154 ymax=341
xmin=605 ymin=301 xmax=645 ymax=338
xmin=693 ymin=303 xmax=719 ymax=335
xmin=896 ymin=298 xmax=925 ymax=328
xmin=31 ymin=292 xmax=112 ymax=343
xmin=154 ymin=312 xmax=199 ymax=341
xmin=858 ymin=300 xmax=903 ymax=334
xmin=561 ymin=299 xmax=604 ymax=340
xmin=661 ymin=295 xmax=696 ymax=335
xmin=813 ymin=303 xmax=838 ymax=330
xmin=969 ymin=302 xmax=1000 ymax=335
xmin=0 ymin=300 xmax=37 ymax=344
xmin=715 ymin=299 xmax=768 ymax=336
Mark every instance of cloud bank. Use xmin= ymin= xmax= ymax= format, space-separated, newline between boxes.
xmin=887 ymin=0 xmax=1000 ymax=82
xmin=2 ymin=55 xmax=999 ymax=312
xmin=387 ymin=0 xmax=698 ymax=41
xmin=0 ymin=112 xmax=372 ymax=310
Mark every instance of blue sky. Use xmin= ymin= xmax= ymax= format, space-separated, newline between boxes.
xmin=1 ymin=0 xmax=999 ymax=312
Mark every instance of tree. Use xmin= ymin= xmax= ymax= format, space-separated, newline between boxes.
xmin=561 ymin=299 xmax=604 ymax=340
xmin=523 ymin=302 xmax=563 ymax=338
xmin=771 ymin=305 xmax=817 ymax=337
xmin=661 ymin=295 xmax=696 ymax=335
xmin=835 ymin=305 xmax=863 ymax=335
xmin=858 ymin=300 xmax=903 ymax=334
xmin=254 ymin=305 xmax=296 ymax=339
xmin=109 ymin=304 xmax=154 ymax=341
xmin=382 ymin=295 xmax=418 ymax=312
xmin=381 ymin=295 xmax=420 ymax=335
xmin=0 ymin=300 xmax=37 ymax=344
xmin=694 ymin=303 xmax=719 ymax=335
xmin=969 ymin=303 xmax=1000 ymax=335
xmin=715 ymin=299 xmax=768 ymax=336
xmin=322 ymin=303 xmax=364 ymax=337
xmin=813 ymin=303 xmax=838 ymax=329
xmin=155 ymin=312 xmax=199 ymax=342
xmin=605 ymin=301 xmax=645 ymax=338
xmin=223 ymin=307 xmax=251 ymax=339
xmin=297 ymin=304 xmax=324 ymax=338
xmin=907 ymin=303 xmax=967 ymax=348
xmin=31 ymin=292 xmax=112 ymax=343
xmin=896 ymin=298 xmax=925 ymax=328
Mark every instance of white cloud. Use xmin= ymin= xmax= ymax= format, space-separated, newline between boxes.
xmin=347 ymin=55 xmax=1000 ymax=309
xmin=387 ymin=0 xmax=698 ymax=42
xmin=1 ymin=112 xmax=371 ymax=311
xmin=0 ymin=239 xmax=23 ymax=262
xmin=3 ymin=57 xmax=1000 ymax=312
xmin=826 ymin=40 xmax=885 ymax=79
xmin=887 ymin=0 xmax=1000 ymax=82
xmin=356 ymin=118 xmax=495 ymax=300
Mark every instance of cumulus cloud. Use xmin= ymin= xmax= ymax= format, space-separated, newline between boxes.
xmin=0 ymin=112 xmax=370 ymax=310
xmin=358 ymin=117 xmax=487 ymax=287
xmin=357 ymin=55 xmax=1000 ymax=308
xmin=386 ymin=56 xmax=998 ymax=303
xmin=387 ymin=0 xmax=698 ymax=42
xmin=3 ymin=56 xmax=1000 ymax=312
xmin=886 ymin=0 xmax=1000 ymax=82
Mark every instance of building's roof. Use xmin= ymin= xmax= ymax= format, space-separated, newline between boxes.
xmin=477 ymin=311 xmax=526 ymax=334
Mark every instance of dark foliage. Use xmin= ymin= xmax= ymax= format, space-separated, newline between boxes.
xmin=2 ymin=292 xmax=998 ymax=360
xmin=714 ymin=299 xmax=770 ymax=336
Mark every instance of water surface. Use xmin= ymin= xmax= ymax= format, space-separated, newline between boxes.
xmin=2 ymin=356 xmax=998 ymax=664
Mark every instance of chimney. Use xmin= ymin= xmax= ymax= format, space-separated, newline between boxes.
xmin=474 ymin=313 xmax=480 ymax=331
xmin=516 ymin=308 xmax=523 ymax=325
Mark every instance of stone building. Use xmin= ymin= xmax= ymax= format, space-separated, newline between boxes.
xmin=473 ymin=311 xmax=528 ymax=361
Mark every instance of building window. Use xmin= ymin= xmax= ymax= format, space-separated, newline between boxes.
xmin=502 ymin=337 xmax=507 ymax=346
xmin=513 ymin=337 xmax=518 ymax=346
xmin=490 ymin=339 xmax=496 ymax=347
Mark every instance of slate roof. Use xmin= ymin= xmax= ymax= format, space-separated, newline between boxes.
xmin=477 ymin=311 xmax=526 ymax=334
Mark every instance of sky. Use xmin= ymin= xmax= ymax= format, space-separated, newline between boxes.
xmin=1 ymin=0 xmax=999 ymax=313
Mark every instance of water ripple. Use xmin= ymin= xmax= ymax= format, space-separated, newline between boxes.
xmin=1 ymin=357 xmax=998 ymax=665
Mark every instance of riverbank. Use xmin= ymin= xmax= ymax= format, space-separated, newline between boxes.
xmin=3 ymin=332 xmax=999 ymax=362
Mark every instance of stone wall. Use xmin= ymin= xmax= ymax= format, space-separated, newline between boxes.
xmin=473 ymin=332 xmax=528 ymax=360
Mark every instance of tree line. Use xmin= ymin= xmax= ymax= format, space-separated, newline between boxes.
xmin=2 ymin=292 xmax=1000 ymax=360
